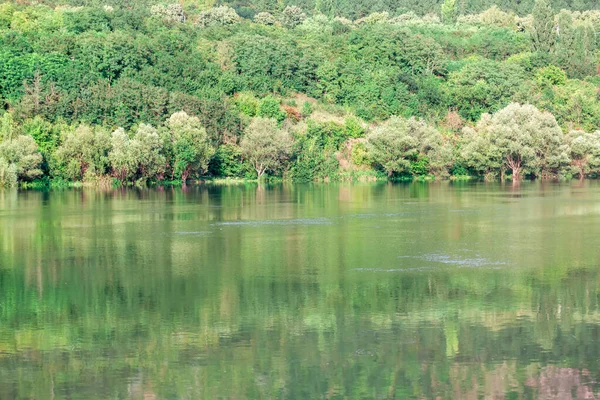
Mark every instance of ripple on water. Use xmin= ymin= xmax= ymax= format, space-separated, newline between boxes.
xmin=212 ymin=218 xmax=333 ymax=227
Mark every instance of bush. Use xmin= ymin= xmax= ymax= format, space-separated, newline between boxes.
xmin=280 ymin=6 xmax=306 ymax=29
xmin=197 ymin=6 xmax=240 ymax=27
xmin=254 ymin=12 xmax=276 ymax=26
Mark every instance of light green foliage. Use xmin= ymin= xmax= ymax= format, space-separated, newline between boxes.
xmin=197 ymin=6 xmax=240 ymax=27
xmin=0 ymin=135 xmax=43 ymax=186
xmin=567 ymin=130 xmax=600 ymax=178
xmin=460 ymin=103 xmax=568 ymax=179
xmin=253 ymin=12 xmax=276 ymax=26
xmin=531 ymin=0 xmax=556 ymax=52
xmin=301 ymin=102 xmax=314 ymax=117
xmin=366 ymin=117 xmax=419 ymax=177
xmin=298 ymin=15 xmax=333 ymax=36
xmin=441 ymin=0 xmax=457 ymax=24
xmin=109 ymin=124 xmax=165 ymax=183
xmin=0 ymin=157 xmax=17 ymax=187
xmin=0 ymin=113 xmax=15 ymax=142
xmin=257 ymin=96 xmax=286 ymax=122
xmin=535 ymin=65 xmax=567 ymax=86
xmin=240 ymin=117 xmax=293 ymax=178
xmin=355 ymin=12 xmax=389 ymax=25
xmin=167 ymin=111 xmax=215 ymax=182
xmin=54 ymin=125 xmax=110 ymax=181
xmin=350 ymin=141 xmax=370 ymax=166
xmin=344 ymin=115 xmax=365 ymax=138
xmin=280 ymin=6 xmax=306 ymax=29
xmin=150 ymin=4 xmax=185 ymax=23
xmin=235 ymin=93 xmax=259 ymax=117
xmin=414 ymin=119 xmax=453 ymax=177
xmin=0 ymin=3 xmax=14 ymax=28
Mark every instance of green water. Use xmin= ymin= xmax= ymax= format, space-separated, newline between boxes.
xmin=1 ymin=182 xmax=600 ymax=399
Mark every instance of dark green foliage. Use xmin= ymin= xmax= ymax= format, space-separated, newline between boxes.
xmin=0 ymin=1 xmax=599 ymax=185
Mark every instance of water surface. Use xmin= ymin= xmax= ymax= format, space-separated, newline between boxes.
xmin=1 ymin=181 xmax=600 ymax=399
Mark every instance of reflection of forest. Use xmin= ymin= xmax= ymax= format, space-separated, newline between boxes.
xmin=0 ymin=182 xmax=599 ymax=399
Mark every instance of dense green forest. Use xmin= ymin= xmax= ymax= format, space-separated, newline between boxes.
xmin=0 ymin=0 xmax=599 ymax=186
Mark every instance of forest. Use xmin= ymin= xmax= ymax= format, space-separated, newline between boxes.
xmin=0 ymin=0 xmax=599 ymax=186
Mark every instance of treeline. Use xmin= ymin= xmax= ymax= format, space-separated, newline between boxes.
xmin=0 ymin=0 xmax=599 ymax=186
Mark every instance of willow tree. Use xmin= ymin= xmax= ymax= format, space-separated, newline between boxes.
xmin=167 ymin=111 xmax=215 ymax=184
xmin=366 ymin=116 xmax=419 ymax=177
xmin=460 ymin=103 xmax=568 ymax=180
xmin=567 ymin=130 xmax=600 ymax=179
xmin=0 ymin=135 xmax=43 ymax=187
xmin=109 ymin=124 xmax=165 ymax=183
xmin=240 ymin=117 xmax=292 ymax=179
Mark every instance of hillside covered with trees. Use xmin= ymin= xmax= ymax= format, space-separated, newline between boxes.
xmin=0 ymin=0 xmax=599 ymax=186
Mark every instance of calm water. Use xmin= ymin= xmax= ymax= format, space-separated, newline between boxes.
xmin=1 ymin=182 xmax=600 ymax=399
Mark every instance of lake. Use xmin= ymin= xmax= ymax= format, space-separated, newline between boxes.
xmin=1 ymin=181 xmax=600 ymax=399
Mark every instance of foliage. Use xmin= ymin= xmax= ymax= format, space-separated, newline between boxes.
xmin=280 ymin=6 xmax=306 ymax=29
xmin=0 ymin=135 xmax=42 ymax=186
xmin=167 ymin=111 xmax=215 ymax=182
xmin=460 ymin=103 xmax=568 ymax=180
xmin=253 ymin=12 xmax=276 ymax=26
xmin=535 ymin=65 xmax=567 ymax=86
xmin=197 ymin=6 xmax=240 ymax=27
xmin=366 ymin=116 xmax=419 ymax=177
xmin=53 ymin=125 xmax=110 ymax=181
xmin=0 ymin=2 xmax=598 ymax=185
xmin=240 ymin=117 xmax=293 ymax=178
xmin=567 ymin=130 xmax=600 ymax=178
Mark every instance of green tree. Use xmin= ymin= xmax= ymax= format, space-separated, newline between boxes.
xmin=53 ymin=125 xmax=110 ymax=181
xmin=366 ymin=116 xmax=420 ymax=177
xmin=441 ymin=0 xmax=457 ymax=24
xmin=0 ymin=135 xmax=43 ymax=187
xmin=531 ymin=0 xmax=556 ymax=53
xmin=167 ymin=111 xmax=215 ymax=184
xmin=280 ymin=6 xmax=306 ymax=29
xmin=240 ymin=118 xmax=293 ymax=179
xmin=567 ymin=130 xmax=600 ymax=178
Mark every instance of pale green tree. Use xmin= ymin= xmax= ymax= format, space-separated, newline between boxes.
xmin=54 ymin=125 xmax=110 ymax=181
xmin=253 ymin=12 xmax=276 ymax=25
xmin=460 ymin=103 xmax=568 ymax=180
xmin=167 ymin=111 xmax=215 ymax=184
xmin=240 ymin=117 xmax=293 ymax=179
xmin=441 ymin=0 xmax=457 ymax=24
xmin=197 ymin=6 xmax=240 ymax=27
xmin=413 ymin=119 xmax=453 ymax=178
xmin=0 ymin=135 xmax=43 ymax=187
xmin=109 ymin=124 xmax=165 ymax=183
xmin=366 ymin=116 xmax=419 ymax=177
xmin=108 ymin=128 xmax=135 ymax=181
xmin=567 ymin=130 xmax=600 ymax=178
xmin=280 ymin=6 xmax=306 ymax=29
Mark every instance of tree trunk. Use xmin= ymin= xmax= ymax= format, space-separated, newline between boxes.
xmin=181 ymin=168 xmax=190 ymax=187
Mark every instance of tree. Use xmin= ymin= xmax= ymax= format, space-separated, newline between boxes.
xmin=109 ymin=124 xmax=165 ymax=183
xmin=0 ymin=135 xmax=43 ymax=187
xmin=53 ymin=125 xmax=110 ymax=181
xmin=567 ymin=130 xmax=600 ymax=178
xmin=167 ymin=111 xmax=215 ymax=184
xmin=240 ymin=118 xmax=292 ymax=179
xmin=460 ymin=103 xmax=568 ymax=180
xmin=413 ymin=120 xmax=453 ymax=178
xmin=280 ymin=6 xmax=306 ymax=29
xmin=253 ymin=12 xmax=276 ymax=25
xmin=441 ymin=0 xmax=457 ymax=24
xmin=366 ymin=116 xmax=420 ymax=177
xmin=197 ymin=6 xmax=240 ymax=27
xmin=531 ymin=0 xmax=556 ymax=53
